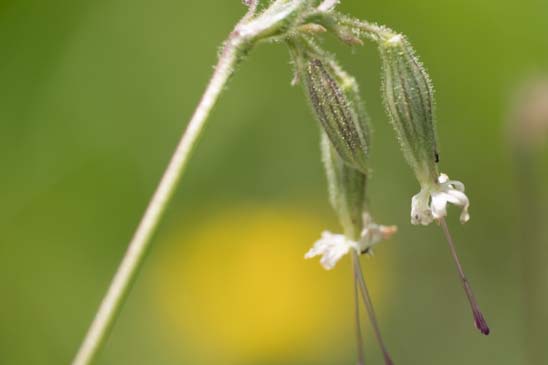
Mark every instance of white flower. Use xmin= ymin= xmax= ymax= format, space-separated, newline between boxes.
xmin=305 ymin=231 xmax=358 ymax=270
xmin=411 ymin=173 xmax=470 ymax=226
xmin=305 ymin=217 xmax=397 ymax=270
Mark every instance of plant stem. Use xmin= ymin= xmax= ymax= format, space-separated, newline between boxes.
xmin=352 ymin=251 xmax=393 ymax=365
xmin=333 ymin=14 xmax=388 ymax=42
xmin=72 ymin=31 xmax=245 ymax=365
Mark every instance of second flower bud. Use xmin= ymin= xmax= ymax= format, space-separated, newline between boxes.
xmin=291 ymin=41 xmax=370 ymax=174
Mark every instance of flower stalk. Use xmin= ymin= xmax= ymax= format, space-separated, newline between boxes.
xmin=73 ymin=31 xmax=247 ymax=365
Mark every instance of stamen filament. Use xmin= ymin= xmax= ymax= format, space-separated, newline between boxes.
xmin=439 ymin=218 xmax=490 ymax=335
xmin=353 ymin=266 xmax=366 ymax=365
xmin=352 ymin=251 xmax=394 ymax=365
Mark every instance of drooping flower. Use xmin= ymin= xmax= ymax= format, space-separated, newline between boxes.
xmin=304 ymin=132 xmax=396 ymax=364
xmin=304 ymin=231 xmax=358 ymax=270
xmin=411 ymin=173 xmax=470 ymax=226
xmin=377 ymin=31 xmax=488 ymax=335
xmin=378 ymin=32 xmax=471 ymax=225
xmin=305 ymin=217 xmax=397 ymax=270
xmin=290 ymin=39 xmax=397 ymax=262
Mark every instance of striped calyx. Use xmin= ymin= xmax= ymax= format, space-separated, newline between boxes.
xmin=380 ymin=34 xmax=439 ymax=185
xmin=302 ymin=57 xmax=370 ymax=174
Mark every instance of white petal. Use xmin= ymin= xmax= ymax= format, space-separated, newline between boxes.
xmin=430 ymin=191 xmax=449 ymax=220
xmin=411 ymin=189 xmax=433 ymax=225
xmin=459 ymin=208 xmax=470 ymax=223
xmin=304 ymin=231 xmax=358 ymax=270
xmin=430 ymin=173 xmax=471 ymax=223
xmin=447 ymin=180 xmax=465 ymax=192
xmin=446 ymin=189 xmax=470 ymax=223
xmin=445 ymin=189 xmax=469 ymax=206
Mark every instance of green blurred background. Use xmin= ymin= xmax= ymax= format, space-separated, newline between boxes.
xmin=1 ymin=0 xmax=548 ymax=364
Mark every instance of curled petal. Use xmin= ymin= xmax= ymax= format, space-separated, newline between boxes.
xmin=447 ymin=180 xmax=465 ymax=192
xmin=436 ymin=174 xmax=470 ymax=223
xmin=449 ymin=190 xmax=470 ymax=223
xmin=411 ymin=173 xmax=471 ymax=225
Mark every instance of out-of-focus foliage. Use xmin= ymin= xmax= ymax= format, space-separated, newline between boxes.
xmin=1 ymin=0 xmax=547 ymax=364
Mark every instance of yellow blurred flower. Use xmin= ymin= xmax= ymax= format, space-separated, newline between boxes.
xmin=152 ymin=204 xmax=391 ymax=364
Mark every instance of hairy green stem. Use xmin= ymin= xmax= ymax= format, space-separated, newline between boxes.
xmin=72 ymin=30 xmax=246 ymax=365
xmin=333 ymin=13 xmax=393 ymax=42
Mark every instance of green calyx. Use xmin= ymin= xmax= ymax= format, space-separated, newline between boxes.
xmin=379 ymin=34 xmax=440 ymax=183
xmin=290 ymin=38 xmax=371 ymax=174
xmin=321 ymin=132 xmax=368 ymax=240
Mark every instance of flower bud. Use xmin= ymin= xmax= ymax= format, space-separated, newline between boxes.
xmin=379 ymin=33 xmax=439 ymax=183
xmin=298 ymin=55 xmax=371 ymax=174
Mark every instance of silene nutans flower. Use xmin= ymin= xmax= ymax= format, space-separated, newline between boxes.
xmin=378 ymin=32 xmax=489 ymax=335
xmin=379 ymin=33 xmax=470 ymax=226
xmin=290 ymin=39 xmax=396 ymax=363
xmin=305 ymin=133 xmax=396 ymax=365
xmin=288 ymin=39 xmax=395 ymax=268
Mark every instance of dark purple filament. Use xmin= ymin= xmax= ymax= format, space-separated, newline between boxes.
xmin=440 ymin=218 xmax=490 ymax=335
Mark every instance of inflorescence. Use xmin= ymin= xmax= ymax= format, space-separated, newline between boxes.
xmin=239 ymin=0 xmax=491 ymax=362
